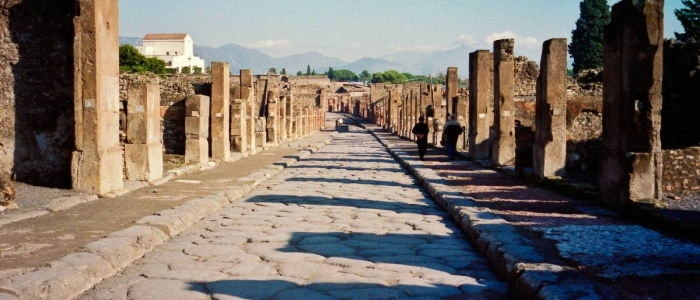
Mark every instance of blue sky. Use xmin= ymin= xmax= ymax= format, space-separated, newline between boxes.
xmin=120 ymin=0 xmax=685 ymax=63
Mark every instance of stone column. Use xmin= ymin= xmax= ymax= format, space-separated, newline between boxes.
xmin=124 ymin=83 xmax=163 ymax=182
xmin=469 ymin=50 xmax=494 ymax=160
xmin=455 ymin=95 xmax=469 ymax=150
xmin=185 ymin=95 xmax=210 ymax=166
xmin=231 ymin=98 xmax=247 ymax=155
xmin=491 ymin=39 xmax=516 ymax=166
xmin=601 ymin=0 xmax=664 ymax=204
xmin=266 ymin=94 xmax=278 ymax=147
xmin=210 ymin=62 xmax=231 ymax=161
xmin=72 ymin=0 xmax=123 ymax=195
xmin=241 ymin=70 xmax=256 ymax=154
xmin=533 ymin=39 xmax=568 ymax=179
xmin=446 ymin=67 xmax=459 ymax=117
xmin=280 ymin=95 xmax=288 ymax=142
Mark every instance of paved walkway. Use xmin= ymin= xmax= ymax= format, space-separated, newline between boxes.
xmin=77 ymin=125 xmax=509 ymax=300
xmin=358 ymin=117 xmax=700 ymax=300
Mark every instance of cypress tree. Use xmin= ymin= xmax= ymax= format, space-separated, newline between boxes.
xmin=306 ymin=65 xmax=311 ymax=76
xmin=569 ymin=0 xmax=610 ymax=74
xmin=675 ymin=0 xmax=700 ymax=42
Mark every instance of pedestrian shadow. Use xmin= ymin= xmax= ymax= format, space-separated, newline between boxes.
xmin=286 ymin=164 xmax=409 ymax=174
xmin=185 ymin=278 xmax=508 ymax=299
xmin=286 ymin=177 xmax=423 ymax=190
xmin=247 ymin=194 xmax=437 ymax=213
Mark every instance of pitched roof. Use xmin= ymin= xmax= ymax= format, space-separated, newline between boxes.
xmin=143 ymin=33 xmax=188 ymax=41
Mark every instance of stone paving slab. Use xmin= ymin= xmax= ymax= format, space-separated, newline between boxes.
xmin=352 ymin=116 xmax=700 ymax=300
xmin=75 ymin=124 xmax=509 ymax=300
xmin=0 ymin=116 xmax=339 ymax=300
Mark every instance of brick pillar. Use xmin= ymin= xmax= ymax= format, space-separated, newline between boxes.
xmin=469 ymin=50 xmax=494 ymax=160
xmin=455 ymin=95 xmax=469 ymax=150
xmin=185 ymin=95 xmax=210 ymax=165
xmin=241 ymin=70 xmax=256 ymax=155
xmin=601 ymin=0 xmax=664 ymax=204
xmin=210 ymin=62 xmax=231 ymax=161
xmin=492 ymin=39 xmax=516 ymax=166
xmin=533 ymin=39 xmax=568 ymax=179
xmin=446 ymin=67 xmax=459 ymax=117
xmin=231 ymin=98 xmax=247 ymax=155
xmin=72 ymin=0 xmax=123 ymax=195
xmin=125 ymin=83 xmax=163 ymax=182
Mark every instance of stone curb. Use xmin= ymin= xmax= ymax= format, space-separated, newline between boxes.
xmin=0 ymin=135 xmax=335 ymax=300
xmin=365 ymin=125 xmax=602 ymax=300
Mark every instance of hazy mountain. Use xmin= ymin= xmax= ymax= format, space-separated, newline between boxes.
xmin=273 ymin=52 xmax=347 ymax=75
xmin=194 ymin=44 xmax=273 ymax=74
xmin=120 ymin=36 xmax=451 ymax=76
xmin=340 ymin=57 xmax=411 ymax=74
xmin=380 ymin=45 xmax=475 ymax=75
xmin=119 ymin=36 xmax=143 ymax=47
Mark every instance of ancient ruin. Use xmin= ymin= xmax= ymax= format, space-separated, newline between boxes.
xmin=468 ymin=50 xmax=493 ymax=160
xmin=533 ymin=39 xmax=568 ymax=179
xmin=492 ymin=39 xmax=517 ymax=167
xmin=600 ymin=0 xmax=664 ymax=204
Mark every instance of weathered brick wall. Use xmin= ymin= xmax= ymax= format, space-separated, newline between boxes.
xmin=0 ymin=0 xmax=76 ymax=186
xmin=663 ymin=147 xmax=700 ymax=195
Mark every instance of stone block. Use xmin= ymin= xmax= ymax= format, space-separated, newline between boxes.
xmin=185 ymin=116 xmax=208 ymax=139
xmin=125 ymin=143 xmax=163 ymax=182
xmin=185 ymin=95 xmax=210 ymax=118
xmin=185 ymin=138 xmax=208 ymax=165
xmin=126 ymin=82 xmax=161 ymax=145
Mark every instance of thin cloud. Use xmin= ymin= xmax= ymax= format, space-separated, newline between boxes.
xmin=245 ymin=39 xmax=292 ymax=49
xmin=485 ymin=31 xmax=539 ymax=47
xmin=386 ymin=44 xmax=452 ymax=52
xmin=456 ymin=34 xmax=477 ymax=45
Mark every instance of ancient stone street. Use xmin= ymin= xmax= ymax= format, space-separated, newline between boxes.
xmin=77 ymin=125 xmax=509 ymax=300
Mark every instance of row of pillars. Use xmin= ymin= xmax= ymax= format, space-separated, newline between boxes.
xmin=368 ymin=0 xmax=664 ymax=205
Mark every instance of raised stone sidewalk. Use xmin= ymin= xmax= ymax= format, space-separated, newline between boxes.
xmin=0 ymin=116 xmax=340 ymax=300
xmin=350 ymin=116 xmax=700 ymax=300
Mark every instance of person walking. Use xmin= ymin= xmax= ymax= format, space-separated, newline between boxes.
xmin=411 ymin=116 xmax=430 ymax=160
xmin=442 ymin=114 xmax=463 ymax=160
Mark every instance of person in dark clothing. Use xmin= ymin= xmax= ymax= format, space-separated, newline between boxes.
xmin=442 ymin=114 xmax=463 ymax=160
xmin=411 ymin=116 xmax=430 ymax=160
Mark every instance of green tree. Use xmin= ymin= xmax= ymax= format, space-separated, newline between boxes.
xmin=370 ymin=70 xmax=408 ymax=83
xmin=119 ymin=44 xmax=166 ymax=74
xmin=359 ymin=70 xmax=371 ymax=82
xmin=569 ymin=0 xmax=610 ymax=74
xmin=193 ymin=67 xmax=203 ymax=75
xmin=268 ymin=67 xmax=277 ymax=74
xmin=297 ymin=70 xmax=303 ymax=76
xmin=312 ymin=70 xmax=316 ymax=75
xmin=205 ymin=67 xmax=211 ymax=74
xmin=329 ymin=69 xmax=358 ymax=82
xmin=181 ymin=66 xmax=191 ymax=74
xmin=281 ymin=68 xmax=287 ymax=75
xmin=327 ymin=67 xmax=335 ymax=80
xmin=676 ymin=0 xmax=700 ymax=42
xmin=306 ymin=65 xmax=311 ymax=76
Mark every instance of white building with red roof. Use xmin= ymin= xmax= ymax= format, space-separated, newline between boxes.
xmin=138 ymin=33 xmax=205 ymax=73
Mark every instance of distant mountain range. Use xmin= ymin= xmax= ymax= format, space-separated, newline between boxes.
xmin=120 ymin=36 xmax=475 ymax=76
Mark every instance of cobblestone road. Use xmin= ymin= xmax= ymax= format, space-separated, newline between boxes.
xmin=78 ymin=126 xmax=509 ymax=300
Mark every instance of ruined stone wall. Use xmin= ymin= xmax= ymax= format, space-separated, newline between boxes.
xmin=513 ymin=80 xmax=603 ymax=173
xmin=514 ymin=56 xmax=539 ymax=98
xmin=663 ymin=147 xmax=700 ymax=195
xmin=0 ymin=0 xmax=76 ymax=186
